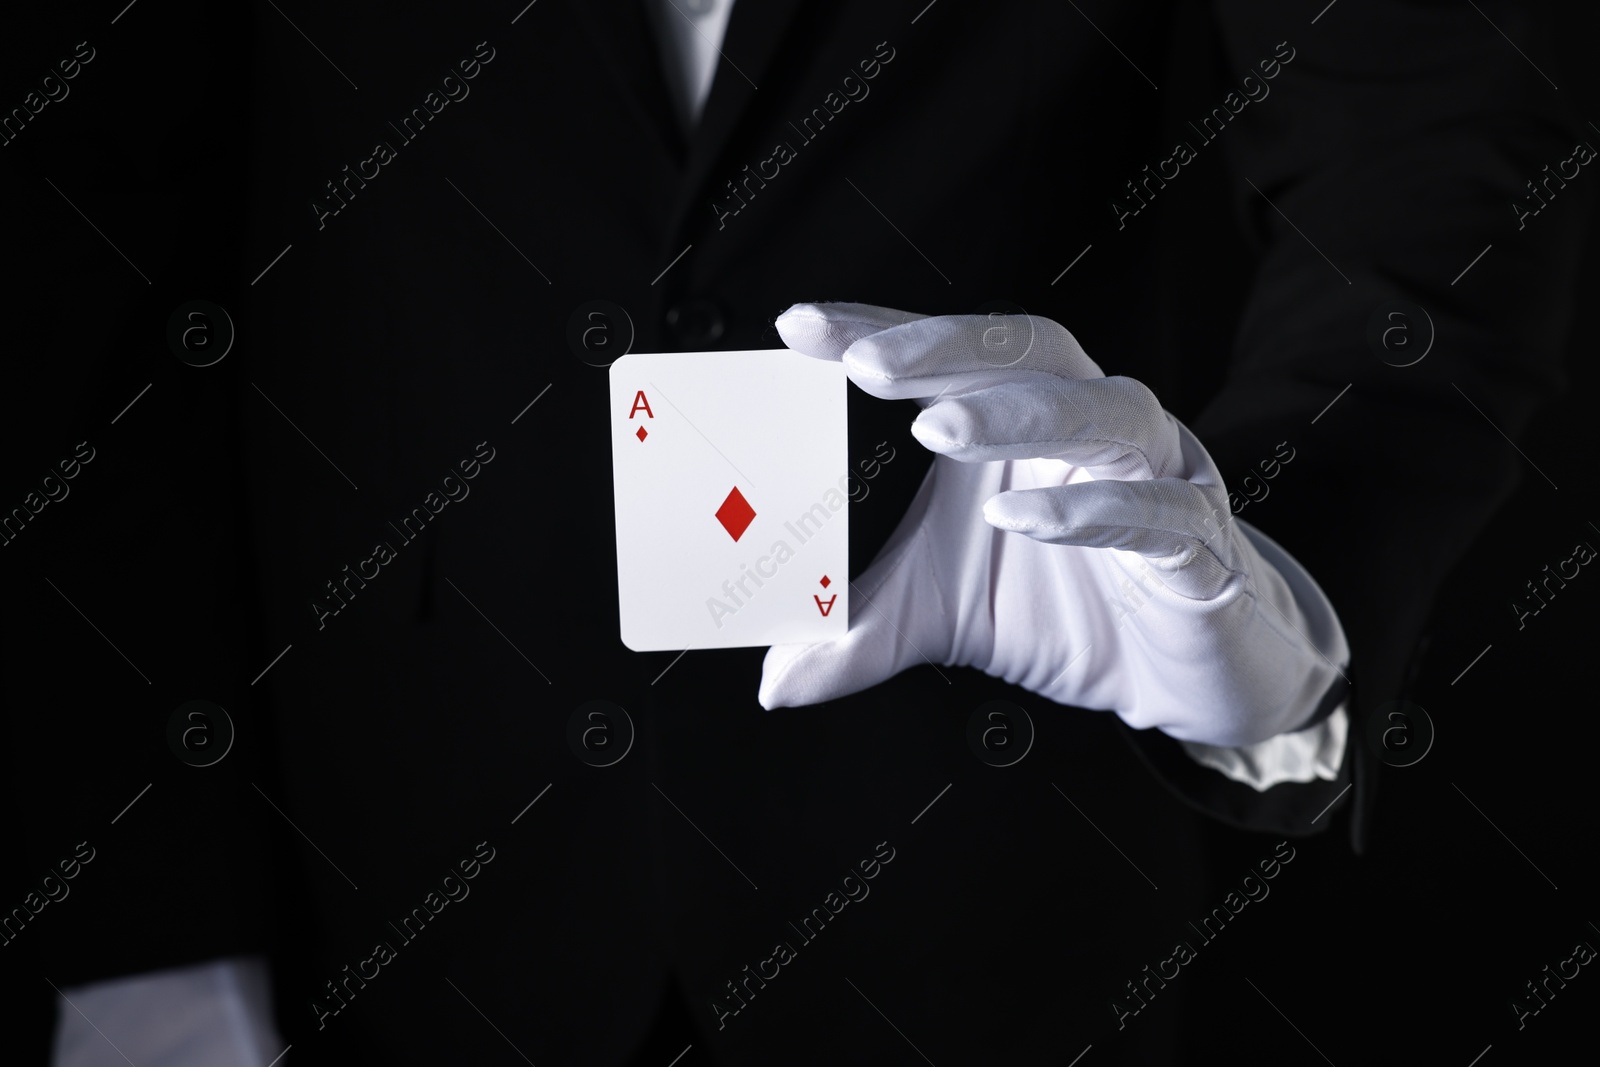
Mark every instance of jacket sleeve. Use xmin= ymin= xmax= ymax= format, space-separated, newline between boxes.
xmin=1120 ymin=0 xmax=1592 ymax=847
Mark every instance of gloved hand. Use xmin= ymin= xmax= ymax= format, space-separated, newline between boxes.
xmin=758 ymin=303 xmax=1350 ymax=748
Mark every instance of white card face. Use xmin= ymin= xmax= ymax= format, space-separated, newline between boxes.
xmin=609 ymin=349 xmax=849 ymax=652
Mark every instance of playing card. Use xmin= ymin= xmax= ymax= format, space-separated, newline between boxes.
xmin=609 ymin=349 xmax=848 ymax=652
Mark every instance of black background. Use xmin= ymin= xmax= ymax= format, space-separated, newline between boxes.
xmin=3 ymin=2 xmax=1597 ymax=1064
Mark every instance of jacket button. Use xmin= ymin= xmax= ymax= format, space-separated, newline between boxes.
xmin=665 ymin=298 xmax=726 ymax=347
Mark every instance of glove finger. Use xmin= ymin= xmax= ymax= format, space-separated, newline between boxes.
xmin=758 ymin=526 xmax=951 ymax=709
xmin=983 ymin=479 xmax=1240 ymax=599
xmin=912 ymin=376 xmax=1184 ymax=479
xmin=842 ymin=312 xmax=1105 ymax=403
xmin=775 ymin=302 xmax=928 ymax=362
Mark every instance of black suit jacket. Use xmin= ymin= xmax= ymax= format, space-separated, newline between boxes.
xmin=3 ymin=1 xmax=1588 ymax=1064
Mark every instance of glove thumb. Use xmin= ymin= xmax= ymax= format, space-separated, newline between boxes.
xmin=757 ymin=525 xmax=951 ymax=709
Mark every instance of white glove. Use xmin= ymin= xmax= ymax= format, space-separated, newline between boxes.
xmin=758 ymin=303 xmax=1350 ymax=749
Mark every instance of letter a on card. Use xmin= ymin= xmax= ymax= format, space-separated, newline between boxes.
xmin=629 ymin=390 xmax=654 ymax=442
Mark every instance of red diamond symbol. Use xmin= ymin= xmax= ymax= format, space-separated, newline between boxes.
xmin=636 ymin=426 xmax=648 ymax=442
xmin=715 ymin=487 xmax=756 ymax=541
xmin=819 ymin=575 xmax=831 ymax=588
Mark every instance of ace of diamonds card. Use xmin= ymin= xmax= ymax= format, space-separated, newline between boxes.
xmin=609 ymin=349 xmax=849 ymax=652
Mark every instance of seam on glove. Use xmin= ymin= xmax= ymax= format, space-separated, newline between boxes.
xmin=853 ymin=518 xmax=923 ymax=602
xmin=917 ymin=430 xmax=1161 ymax=473
xmin=1238 ymin=569 xmax=1346 ymax=674
xmin=915 ymin=523 xmax=953 ymax=628
xmin=994 ymin=521 xmax=1246 ymax=602
xmin=991 ymin=519 xmax=1238 ymax=559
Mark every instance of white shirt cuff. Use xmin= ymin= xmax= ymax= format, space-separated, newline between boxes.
xmin=52 ymin=955 xmax=283 ymax=1067
xmin=1179 ymin=701 xmax=1348 ymax=790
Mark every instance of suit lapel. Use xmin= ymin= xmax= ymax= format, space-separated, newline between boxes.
xmin=559 ymin=0 xmax=818 ymax=239
xmin=672 ymin=0 xmax=811 ymax=235
xmin=559 ymin=0 xmax=688 ymax=166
